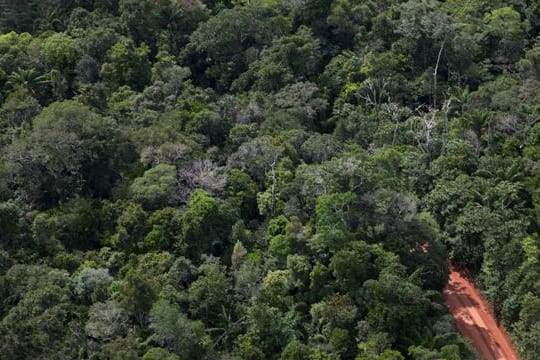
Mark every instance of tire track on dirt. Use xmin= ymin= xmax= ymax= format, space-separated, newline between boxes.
xmin=443 ymin=266 xmax=519 ymax=360
xmin=447 ymin=278 xmax=497 ymax=359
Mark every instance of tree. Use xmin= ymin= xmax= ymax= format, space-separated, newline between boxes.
xmin=0 ymin=0 xmax=75 ymax=33
xmin=0 ymin=264 xmax=77 ymax=359
xmin=256 ymin=157 xmax=294 ymax=217
xmin=185 ymin=5 xmax=289 ymax=90
xmin=101 ymin=38 xmax=151 ymax=91
xmin=119 ymin=0 xmax=209 ymax=51
xmin=72 ymin=267 xmax=113 ymax=304
xmin=30 ymin=197 xmax=103 ymax=251
xmin=118 ymin=271 xmax=157 ymax=326
xmin=85 ymin=300 xmax=130 ymax=342
xmin=160 ymin=93 xmax=231 ymax=146
xmin=280 ymin=340 xmax=310 ymax=360
xmin=235 ymin=303 xmax=296 ymax=358
xmin=232 ymin=26 xmax=323 ymax=92
xmin=291 ymin=0 xmax=332 ymax=35
xmin=326 ymin=0 xmax=375 ymax=47
xmin=228 ymin=136 xmax=285 ymax=185
xmin=446 ymin=203 xmax=497 ymax=272
xmin=0 ymin=87 xmax=41 ymax=126
xmin=483 ymin=7 xmax=530 ymax=64
xmin=41 ymin=32 xmax=79 ymax=74
xmin=512 ymin=292 xmax=540 ymax=359
xmin=7 ymin=101 xmax=136 ymax=208
xmin=143 ymin=347 xmax=180 ymax=360
xmin=300 ymin=134 xmax=342 ymax=163
xmin=0 ymin=284 xmax=76 ymax=359
xmin=330 ymin=241 xmax=400 ymax=293
xmin=0 ymin=200 xmax=25 ymax=249
xmin=109 ymin=202 xmax=149 ymax=252
xmin=149 ymin=299 xmax=210 ymax=358
xmin=361 ymin=272 xmax=432 ymax=350
xmin=144 ymin=207 xmax=184 ymax=253
xmin=131 ymin=164 xmax=179 ymax=209
xmin=315 ymin=192 xmax=357 ymax=231
xmin=166 ymin=256 xmax=198 ymax=291
xmin=310 ymin=294 xmax=358 ymax=337
xmin=0 ymin=1 xmax=538 ymax=359
xmin=396 ymin=0 xmax=452 ymax=94
xmin=181 ymin=189 xmax=233 ymax=259
xmin=5 ymin=68 xmax=48 ymax=96
xmin=188 ymin=258 xmax=230 ymax=327
xmin=264 ymin=82 xmax=328 ymax=132
xmin=226 ymin=169 xmax=258 ymax=219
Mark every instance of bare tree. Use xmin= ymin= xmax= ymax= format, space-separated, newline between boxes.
xmin=177 ymin=159 xmax=228 ymax=203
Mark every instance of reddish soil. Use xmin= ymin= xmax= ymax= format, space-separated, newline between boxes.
xmin=443 ymin=266 xmax=519 ymax=360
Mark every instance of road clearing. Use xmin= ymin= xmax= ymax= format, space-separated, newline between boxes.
xmin=443 ymin=266 xmax=519 ymax=360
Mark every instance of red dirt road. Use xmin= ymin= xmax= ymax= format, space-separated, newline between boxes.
xmin=443 ymin=267 xmax=519 ymax=360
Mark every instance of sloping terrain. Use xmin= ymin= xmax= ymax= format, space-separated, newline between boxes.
xmin=444 ymin=267 xmax=519 ymax=360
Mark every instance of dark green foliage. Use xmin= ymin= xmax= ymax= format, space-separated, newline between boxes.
xmin=181 ymin=189 xmax=233 ymax=259
xmin=118 ymin=271 xmax=157 ymax=326
xmin=145 ymin=207 xmax=183 ymax=252
xmin=149 ymin=299 xmax=209 ymax=358
xmin=72 ymin=267 xmax=113 ymax=303
xmin=7 ymin=101 xmax=136 ymax=208
xmin=232 ymin=26 xmax=323 ymax=92
xmin=101 ymin=38 xmax=152 ymax=91
xmin=0 ymin=1 xmax=539 ymax=358
xmin=131 ymin=164 xmax=178 ymax=209
xmin=185 ymin=5 xmax=290 ymax=90
xmin=0 ymin=265 xmax=77 ymax=359
xmin=188 ymin=258 xmax=230 ymax=327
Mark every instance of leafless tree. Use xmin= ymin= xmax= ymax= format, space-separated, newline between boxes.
xmin=177 ymin=159 xmax=228 ymax=203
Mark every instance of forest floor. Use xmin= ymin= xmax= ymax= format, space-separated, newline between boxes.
xmin=443 ymin=266 xmax=519 ymax=360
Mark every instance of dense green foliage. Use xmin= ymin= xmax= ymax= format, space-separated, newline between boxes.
xmin=0 ymin=0 xmax=539 ymax=359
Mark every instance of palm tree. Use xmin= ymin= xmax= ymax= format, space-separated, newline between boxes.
xmin=6 ymin=68 xmax=49 ymax=95
xmin=38 ymin=7 xmax=65 ymax=32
